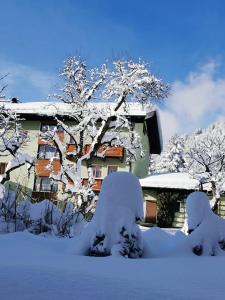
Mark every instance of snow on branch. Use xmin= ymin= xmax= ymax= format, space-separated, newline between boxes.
xmin=45 ymin=56 xmax=168 ymax=216
xmin=0 ymin=106 xmax=34 ymax=185
xmin=0 ymin=107 xmax=28 ymax=155
xmin=0 ymin=74 xmax=8 ymax=98
xmin=103 ymin=60 xmax=169 ymax=108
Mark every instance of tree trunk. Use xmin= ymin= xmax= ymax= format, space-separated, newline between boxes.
xmin=211 ymin=181 xmax=220 ymax=213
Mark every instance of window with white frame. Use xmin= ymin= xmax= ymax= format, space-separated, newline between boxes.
xmin=69 ymin=135 xmax=76 ymax=144
xmin=34 ymin=177 xmax=58 ymax=192
xmin=37 ymin=144 xmax=59 ymax=159
xmin=107 ymin=165 xmax=118 ymax=175
xmin=92 ymin=165 xmax=102 ymax=178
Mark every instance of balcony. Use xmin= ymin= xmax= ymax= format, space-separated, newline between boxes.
xmin=83 ymin=145 xmax=124 ymax=160
xmin=67 ymin=144 xmax=76 ymax=153
xmin=66 ymin=144 xmax=124 ymax=161
xmin=66 ymin=144 xmax=76 ymax=160
xmin=35 ymin=159 xmax=61 ymax=177
xmin=82 ymin=178 xmax=103 ymax=192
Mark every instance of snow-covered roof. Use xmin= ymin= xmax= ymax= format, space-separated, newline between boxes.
xmin=0 ymin=101 xmax=148 ymax=117
xmin=0 ymin=100 xmax=162 ymax=154
xmin=140 ymin=172 xmax=200 ymax=190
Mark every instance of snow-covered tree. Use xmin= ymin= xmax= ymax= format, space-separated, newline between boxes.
xmin=150 ymin=134 xmax=186 ymax=174
xmin=44 ymin=57 xmax=168 ymax=217
xmin=0 ymin=72 xmax=33 ymax=200
xmin=0 ymin=105 xmax=35 ymax=232
xmin=151 ymin=121 xmax=225 ymax=211
xmin=0 ymin=106 xmax=34 ymax=185
xmin=185 ymin=121 xmax=225 ymax=211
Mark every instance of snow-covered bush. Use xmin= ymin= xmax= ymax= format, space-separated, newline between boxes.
xmin=57 ymin=201 xmax=85 ymax=237
xmin=25 ymin=200 xmax=61 ymax=235
xmin=0 ymin=189 xmax=16 ymax=220
xmin=23 ymin=200 xmax=85 ymax=236
xmin=0 ymin=187 xmax=85 ymax=236
xmin=157 ymin=191 xmax=189 ymax=228
xmin=76 ymin=172 xmax=144 ymax=258
xmin=0 ymin=186 xmax=18 ymax=233
xmin=185 ymin=192 xmax=225 ymax=256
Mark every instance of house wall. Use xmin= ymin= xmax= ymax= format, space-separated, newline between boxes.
xmin=131 ymin=122 xmax=150 ymax=178
xmin=1 ymin=120 xmax=40 ymax=199
xmin=1 ymin=118 xmax=150 ymax=202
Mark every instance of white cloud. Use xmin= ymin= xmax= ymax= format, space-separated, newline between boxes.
xmin=0 ymin=59 xmax=57 ymax=101
xmin=159 ymin=110 xmax=180 ymax=143
xmin=159 ymin=61 xmax=225 ymax=143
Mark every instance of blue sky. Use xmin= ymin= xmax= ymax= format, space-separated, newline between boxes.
xmin=1 ymin=0 xmax=225 ymax=140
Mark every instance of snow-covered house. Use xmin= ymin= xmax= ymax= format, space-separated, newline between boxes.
xmin=0 ymin=101 xmax=162 ymax=203
xmin=140 ymin=172 xmax=202 ymax=227
xmin=140 ymin=172 xmax=225 ymax=228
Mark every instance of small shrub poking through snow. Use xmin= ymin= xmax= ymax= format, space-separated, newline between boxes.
xmin=185 ymin=192 xmax=225 ymax=256
xmin=77 ymin=172 xmax=144 ymax=258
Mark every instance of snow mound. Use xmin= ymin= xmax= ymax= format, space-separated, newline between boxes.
xmin=142 ymin=227 xmax=191 ymax=257
xmin=75 ymin=172 xmax=144 ymax=258
xmin=185 ymin=192 xmax=225 ymax=256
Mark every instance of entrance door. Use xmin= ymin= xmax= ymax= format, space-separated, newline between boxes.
xmin=145 ymin=201 xmax=157 ymax=224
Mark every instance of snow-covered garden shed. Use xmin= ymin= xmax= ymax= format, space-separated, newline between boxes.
xmin=0 ymin=101 xmax=162 ymax=204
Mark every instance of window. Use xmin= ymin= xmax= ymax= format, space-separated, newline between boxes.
xmin=107 ymin=165 xmax=118 ymax=175
xmin=40 ymin=124 xmax=63 ymax=133
xmin=34 ymin=177 xmax=58 ymax=192
xmin=69 ymin=135 xmax=76 ymax=144
xmin=92 ymin=165 xmax=102 ymax=178
xmin=37 ymin=144 xmax=59 ymax=159
xmin=0 ymin=162 xmax=7 ymax=175
xmin=174 ymin=201 xmax=181 ymax=213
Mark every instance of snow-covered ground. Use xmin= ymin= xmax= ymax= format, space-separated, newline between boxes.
xmin=0 ymin=229 xmax=225 ymax=300
xmin=1 ymin=174 xmax=225 ymax=299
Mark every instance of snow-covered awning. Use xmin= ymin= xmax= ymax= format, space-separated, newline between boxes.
xmin=140 ymin=172 xmax=201 ymax=190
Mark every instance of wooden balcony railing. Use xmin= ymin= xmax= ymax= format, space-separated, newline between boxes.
xmin=83 ymin=145 xmax=124 ymax=159
xmin=82 ymin=178 xmax=103 ymax=192
xmin=66 ymin=144 xmax=124 ymax=161
xmin=35 ymin=159 xmax=61 ymax=176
